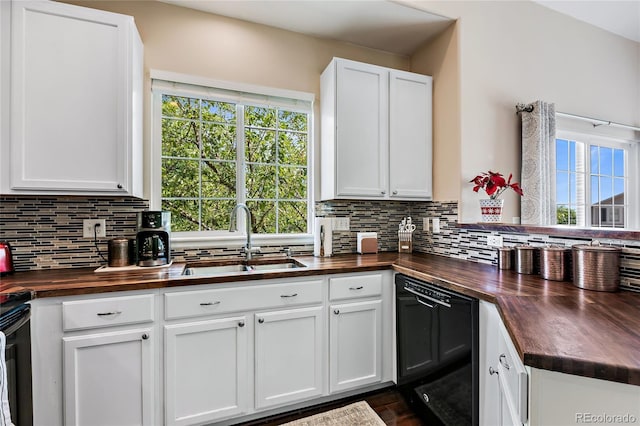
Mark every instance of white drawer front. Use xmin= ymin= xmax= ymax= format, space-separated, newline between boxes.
xmin=165 ymin=280 xmax=323 ymax=320
xmin=329 ymin=274 xmax=382 ymax=301
xmin=62 ymin=294 xmax=155 ymax=331
xmin=498 ymin=321 xmax=528 ymax=425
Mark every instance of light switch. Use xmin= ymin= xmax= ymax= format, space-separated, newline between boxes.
xmin=432 ymin=218 xmax=440 ymax=233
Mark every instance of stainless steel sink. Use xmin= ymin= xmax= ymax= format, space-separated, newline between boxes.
xmin=182 ymin=259 xmax=306 ymax=277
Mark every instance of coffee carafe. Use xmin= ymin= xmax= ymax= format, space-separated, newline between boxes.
xmin=136 ymin=211 xmax=171 ymax=267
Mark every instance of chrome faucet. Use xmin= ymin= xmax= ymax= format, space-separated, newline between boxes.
xmin=229 ymin=203 xmax=261 ymax=261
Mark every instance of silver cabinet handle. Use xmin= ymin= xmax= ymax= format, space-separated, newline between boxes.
xmin=141 ymin=333 xmax=149 ymax=340
xmin=117 ymin=183 xmax=123 ymax=189
xmin=97 ymin=311 xmax=122 ymax=316
xmin=258 ymin=318 xmax=264 ymax=324
xmin=334 ymin=309 xmax=340 ymax=315
xmin=499 ymin=354 xmax=511 ymax=370
xmin=349 ymin=286 xmax=363 ymax=290
xmin=280 ymin=293 xmax=298 ymax=298
xmin=392 ymin=190 xmax=398 ymax=195
xmin=489 ymin=366 xmax=498 ymax=376
xmin=381 ymin=190 xmax=386 ymax=195
xmin=238 ymin=321 xmax=245 ymax=327
xmin=199 ymin=301 xmax=221 ymax=306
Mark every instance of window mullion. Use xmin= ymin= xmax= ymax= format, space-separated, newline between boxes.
xmin=275 ymin=108 xmax=280 ymax=234
xmin=236 ymin=104 xmax=247 ymax=232
xmin=198 ymin=99 xmax=203 ymax=231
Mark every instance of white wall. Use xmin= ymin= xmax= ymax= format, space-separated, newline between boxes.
xmin=407 ymin=0 xmax=640 ymax=223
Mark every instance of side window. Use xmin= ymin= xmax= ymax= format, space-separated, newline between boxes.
xmin=555 ymin=133 xmax=631 ymax=228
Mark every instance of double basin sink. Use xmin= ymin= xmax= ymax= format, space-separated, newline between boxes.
xmin=183 ymin=258 xmax=307 ymax=277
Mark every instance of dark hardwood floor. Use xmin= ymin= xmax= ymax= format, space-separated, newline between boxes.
xmin=239 ymin=387 xmax=426 ymax=425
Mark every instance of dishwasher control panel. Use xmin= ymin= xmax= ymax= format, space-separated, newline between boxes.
xmin=404 ymin=281 xmax=451 ymax=306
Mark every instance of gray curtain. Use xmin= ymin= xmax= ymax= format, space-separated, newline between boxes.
xmin=519 ymin=100 xmax=556 ymax=225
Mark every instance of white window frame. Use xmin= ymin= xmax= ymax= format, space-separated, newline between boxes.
xmin=556 ymin=130 xmax=639 ymax=229
xmin=150 ymin=70 xmax=315 ymax=249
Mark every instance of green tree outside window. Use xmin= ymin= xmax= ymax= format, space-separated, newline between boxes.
xmin=161 ymin=95 xmax=309 ymax=234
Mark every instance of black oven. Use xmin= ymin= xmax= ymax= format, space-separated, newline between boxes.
xmin=395 ymin=274 xmax=479 ymax=426
xmin=0 ymin=291 xmax=33 ymax=426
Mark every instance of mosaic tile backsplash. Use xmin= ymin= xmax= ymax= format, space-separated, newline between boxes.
xmin=1 ymin=196 xmax=639 ymax=292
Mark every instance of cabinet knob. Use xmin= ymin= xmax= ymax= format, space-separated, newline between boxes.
xmin=238 ymin=321 xmax=245 ymax=328
xmin=381 ymin=190 xmax=386 ymax=195
xmin=141 ymin=333 xmax=149 ymax=340
xmin=392 ymin=190 xmax=398 ymax=195
xmin=334 ymin=309 xmax=340 ymax=315
xmin=489 ymin=366 xmax=498 ymax=376
xmin=117 ymin=183 xmax=123 ymax=189
xmin=258 ymin=318 xmax=264 ymax=324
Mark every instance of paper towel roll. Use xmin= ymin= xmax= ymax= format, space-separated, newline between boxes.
xmin=313 ymin=217 xmax=332 ymax=257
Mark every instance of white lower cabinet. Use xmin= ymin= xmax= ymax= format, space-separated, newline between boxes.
xmin=164 ymin=316 xmax=249 ymax=426
xmin=63 ymin=328 xmax=155 ymax=426
xmin=255 ymin=306 xmax=324 ymax=409
xmin=329 ymin=299 xmax=382 ymax=393
xmin=29 ymin=292 xmax=158 ymax=426
xmin=31 ymin=272 xmax=394 ymax=426
xmin=480 ymin=300 xmax=527 ymax=426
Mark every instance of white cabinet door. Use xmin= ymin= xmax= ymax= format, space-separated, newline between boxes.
xmin=329 ymin=299 xmax=382 ymax=393
xmin=164 ymin=316 xmax=249 ymax=426
xmin=8 ymin=1 xmax=142 ymax=196
xmin=389 ymin=70 xmax=433 ymax=199
xmin=479 ymin=301 xmax=501 ymax=426
xmin=254 ymin=306 xmax=324 ymax=409
xmin=63 ymin=327 xmax=154 ymax=426
xmin=320 ymin=57 xmax=433 ymax=201
xmin=333 ymin=59 xmax=388 ymax=198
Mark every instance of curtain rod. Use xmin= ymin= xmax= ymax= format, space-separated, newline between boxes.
xmin=515 ymin=103 xmax=640 ymax=132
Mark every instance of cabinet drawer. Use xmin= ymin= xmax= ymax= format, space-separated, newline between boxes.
xmin=329 ymin=274 xmax=382 ymax=301
xmin=165 ymin=280 xmax=323 ymax=320
xmin=497 ymin=321 xmax=528 ymax=425
xmin=62 ymin=294 xmax=154 ymax=332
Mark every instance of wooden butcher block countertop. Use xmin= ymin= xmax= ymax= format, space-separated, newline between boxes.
xmin=1 ymin=252 xmax=639 ymax=386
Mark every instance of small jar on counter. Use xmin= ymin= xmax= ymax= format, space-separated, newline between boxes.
xmin=496 ymin=247 xmax=514 ymax=270
xmin=539 ymin=246 xmax=571 ymax=281
xmin=514 ymin=245 xmax=539 ymax=274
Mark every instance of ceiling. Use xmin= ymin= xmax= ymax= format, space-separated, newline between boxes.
xmin=160 ymin=0 xmax=640 ymax=55
xmin=534 ymin=1 xmax=640 ymax=43
xmin=159 ymin=0 xmax=454 ymax=55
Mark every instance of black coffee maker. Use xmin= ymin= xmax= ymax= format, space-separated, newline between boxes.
xmin=136 ymin=211 xmax=171 ymax=267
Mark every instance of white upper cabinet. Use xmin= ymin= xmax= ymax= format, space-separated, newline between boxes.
xmin=3 ymin=0 xmax=143 ymax=196
xmin=389 ymin=70 xmax=433 ymax=199
xmin=320 ymin=57 xmax=432 ymax=201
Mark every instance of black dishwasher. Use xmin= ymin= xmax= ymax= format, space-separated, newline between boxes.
xmin=395 ymin=273 xmax=478 ymax=426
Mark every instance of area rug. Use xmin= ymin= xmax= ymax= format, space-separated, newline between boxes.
xmin=280 ymin=401 xmax=386 ymax=426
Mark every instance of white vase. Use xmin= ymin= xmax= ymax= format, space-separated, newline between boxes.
xmin=479 ymin=199 xmax=504 ymax=223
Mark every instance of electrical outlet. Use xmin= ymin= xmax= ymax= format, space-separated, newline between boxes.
xmin=423 ymin=217 xmax=429 ymax=232
xmin=332 ymin=217 xmax=350 ymax=231
xmin=83 ymin=219 xmax=106 ymax=238
xmin=487 ymin=235 xmax=503 ymax=247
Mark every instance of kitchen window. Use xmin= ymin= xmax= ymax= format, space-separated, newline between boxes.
xmin=555 ymin=131 xmax=638 ymax=228
xmin=151 ymin=72 xmax=314 ymax=247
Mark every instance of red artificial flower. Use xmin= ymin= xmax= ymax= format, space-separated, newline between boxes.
xmin=469 ymin=171 xmax=524 ymax=199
